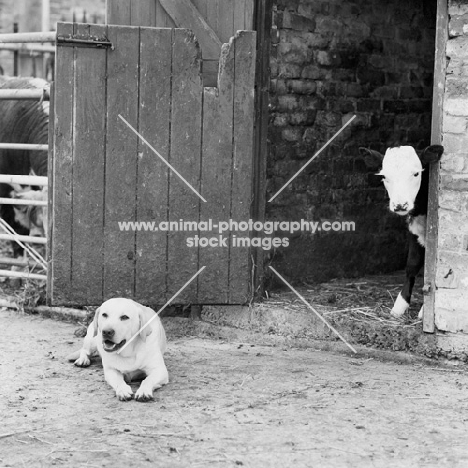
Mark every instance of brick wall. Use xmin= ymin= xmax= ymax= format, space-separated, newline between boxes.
xmin=435 ymin=0 xmax=468 ymax=333
xmin=268 ymin=0 xmax=437 ymax=284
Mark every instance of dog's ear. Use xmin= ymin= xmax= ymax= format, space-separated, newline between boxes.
xmin=138 ymin=305 xmax=155 ymax=341
xmin=92 ymin=307 xmax=101 ymax=337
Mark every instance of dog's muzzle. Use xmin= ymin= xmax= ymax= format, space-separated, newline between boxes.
xmin=102 ymin=339 xmax=126 ymax=353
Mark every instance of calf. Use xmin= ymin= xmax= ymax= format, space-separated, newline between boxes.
xmin=360 ymin=145 xmax=444 ymax=318
xmin=0 ymin=76 xmax=49 ymax=253
xmin=10 ymin=186 xmax=47 ymax=239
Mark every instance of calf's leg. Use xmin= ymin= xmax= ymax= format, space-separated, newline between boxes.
xmin=391 ymin=234 xmax=425 ymax=318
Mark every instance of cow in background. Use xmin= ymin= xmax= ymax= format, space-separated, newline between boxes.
xmin=360 ymin=145 xmax=444 ymax=319
xmin=0 ymin=76 xmax=49 ymax=254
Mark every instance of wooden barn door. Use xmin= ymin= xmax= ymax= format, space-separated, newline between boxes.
xmin=48 ymin=21 xmax=257 ymax=306
xmin=106 ymin=0 xmax=255 ymax=86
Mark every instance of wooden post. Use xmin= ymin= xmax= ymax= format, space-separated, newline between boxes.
xmin=423 ymin=0 xmax=448 ymax=333
xmin=46 ymin=83 xmax=54 ymax=304
xmin=251 ymin=0 xmax=272 ymax=301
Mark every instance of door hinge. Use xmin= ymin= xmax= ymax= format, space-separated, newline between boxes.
xmin=57 ymin=34 xmax=113 ymax=49
xmin=422 ymin=283 xmax=431 ymax=295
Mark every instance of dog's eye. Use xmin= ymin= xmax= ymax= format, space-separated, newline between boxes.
xmin=120 ymin=315 xmax=129 ymax=321
xmin=102 ymin=313 xmax=108 ymax=318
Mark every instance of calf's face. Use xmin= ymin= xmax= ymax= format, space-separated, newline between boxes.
xmin=378 ymin=146 xmax=422 ymax=216
xmin=10 ymin=187 xmax=47 ymax=237
xmin=359 ymin=145 xmax=444 ymax=217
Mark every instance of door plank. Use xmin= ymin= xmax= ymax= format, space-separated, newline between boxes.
xmin=218 ymin=0 xmax=234 ymax=43
xmin=229 ymin=31 xmax=257 ymax=303
xmin=155 ymin=1 xmax=176 ymax=28
xmin=243 ymin=0 xmax=255 ymax=30
xmin=50 ymin=22 xmax=74 ymax=304
xmin=70 ymin=23 xmax=107 ymax=304
xmin=106 ymin=0 xmax=131 ymax=25
xmin=130 ymin=0 xmax=156 ymax=26
xmin=199 ymin=41 xmax=235 ymax=302
xmin=103 ymin=25 xmax=140 ymax=299
xmin=167 ymin=28 xmax=203 ymax=302
xmin=159 ymin=0 xmax=222 ymax=60
xmin=234 ymin=0 xmax=246 ymax=34
xmin=135 ymin=27 xmax=173 ymax=304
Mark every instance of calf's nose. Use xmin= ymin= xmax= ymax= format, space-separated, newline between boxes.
xmin=102 ymin=328 xmax=115 ymax=339
xmin=393 ymin=202 xmax=409 ymax=212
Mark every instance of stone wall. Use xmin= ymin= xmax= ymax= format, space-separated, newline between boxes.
xmin=268 ymin=0 xmax=437 ymax=284
xmin=435 ymin=0 xmax=468 ymax=333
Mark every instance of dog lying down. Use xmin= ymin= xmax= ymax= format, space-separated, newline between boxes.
xmin=67 ymin=298 xmax=169 ymax=401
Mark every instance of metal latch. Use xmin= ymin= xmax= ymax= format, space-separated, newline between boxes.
xmin=57 ymin=34 xmax=113 ymax=49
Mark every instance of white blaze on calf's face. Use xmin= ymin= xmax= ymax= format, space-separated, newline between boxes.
xmin=378 ymin=146 xmax=423 ymax=216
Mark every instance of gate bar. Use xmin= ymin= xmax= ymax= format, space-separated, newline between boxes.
xmin=0 ymin=256 xmax=39 ymax=267
xmin=0 ymin=233 xmax=46 ymax=244
xmin=0 ymin=89 xmax=50 ymax=100
xmin=0 ymin=31 xmax=56 ymax=43
xmin=0 ymin=143 xmax=48 ymax=151
xmin=0 ymin=198 xmax=47 ymax=206
xmin=0 ymin=44 xmax=56 ymax=53
xmin=0 ymin=269 xmax=47 ymax=280
xmin=0 ymin=175 xmax=48 ymax=186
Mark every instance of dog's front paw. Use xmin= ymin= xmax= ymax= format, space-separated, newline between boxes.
xmin=391 ymin=293 xmax=409 ymax=318
xmin=74 ymin=355 xmax=91 ymax=367
xmin=115 ymin=384 xmax=134 ymax=401
xmin=135 ymin=385 xmax=154 ymax=402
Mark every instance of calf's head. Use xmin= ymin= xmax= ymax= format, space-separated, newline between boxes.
xmin=360 ymin=145 xmax=444 ymax=216
xmin=10 ymin=187 xmax=47 ymax=238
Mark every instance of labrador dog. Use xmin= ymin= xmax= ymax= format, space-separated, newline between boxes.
xmin=67 ymin=298 xmax=168 ymax=401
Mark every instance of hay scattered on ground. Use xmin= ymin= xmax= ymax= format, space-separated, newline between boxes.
xmin=263 ymin=272 xmax=424 ymax=328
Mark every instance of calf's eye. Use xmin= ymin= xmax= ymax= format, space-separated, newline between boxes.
xmin=413 ymin=172 xmax=420 ymax=177
xmin=120 ymin=315 xmax=129 ymax=321
xmin=102 ymin=312 xmax=108 ymax=318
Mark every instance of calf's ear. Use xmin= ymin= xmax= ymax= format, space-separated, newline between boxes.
xmin=420 ymin=145 xmax=444 ymax=165
xmin=358 ymin=147 xmax=384 ymax=170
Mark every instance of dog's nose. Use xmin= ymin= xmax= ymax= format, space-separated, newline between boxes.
xmin=102 ymin=328 xmax=115 ymax=339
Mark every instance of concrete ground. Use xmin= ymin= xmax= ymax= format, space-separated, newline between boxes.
xmin=1 ymin=309 xmax=468 ymax=468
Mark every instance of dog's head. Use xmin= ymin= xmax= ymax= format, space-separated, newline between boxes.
xmin=92 ymin=298 xmax=154 ymax=353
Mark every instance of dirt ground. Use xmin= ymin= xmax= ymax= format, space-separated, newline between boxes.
xmin=1 ymin=310 xmax=468 ymax=468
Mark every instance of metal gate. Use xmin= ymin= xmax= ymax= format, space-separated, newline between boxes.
xmin=48 ymin=22 xmax=257 ymax=306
